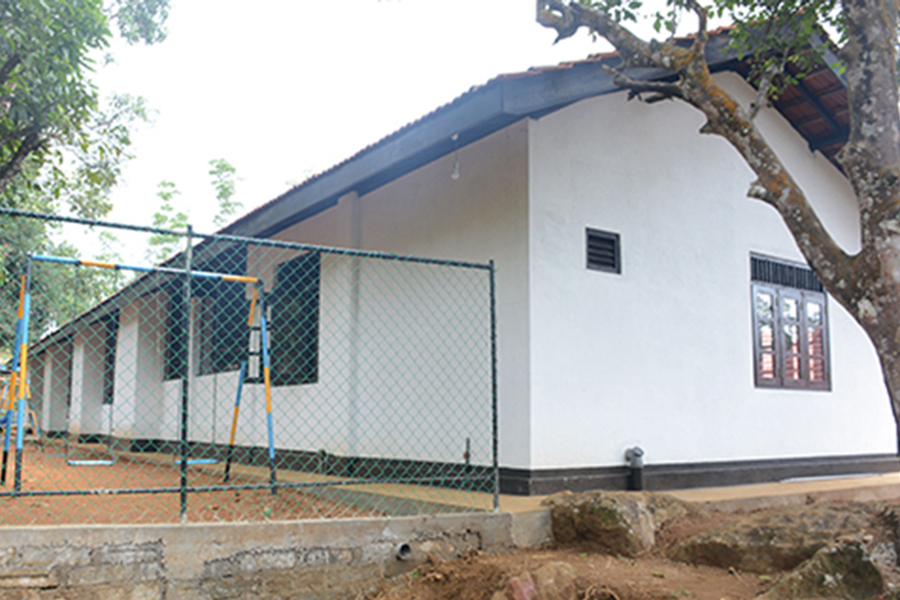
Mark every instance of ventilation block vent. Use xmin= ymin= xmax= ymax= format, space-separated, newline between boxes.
xmin=751 ymin=255 xmax=823 ymax=292
xmin=586 ymin=228 xmax=620 ymax=274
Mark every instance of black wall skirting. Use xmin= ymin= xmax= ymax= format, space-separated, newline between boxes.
xmin=54 ymin=436 xmax=493 ymax=492
xmin=500 ymin=453 xmax=900 ymax=496
xmin=44 ymin=432 xmax=897 ymax=498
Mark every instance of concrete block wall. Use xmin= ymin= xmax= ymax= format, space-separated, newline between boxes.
xmin=0 ymin=511 xmax=533 ymax=599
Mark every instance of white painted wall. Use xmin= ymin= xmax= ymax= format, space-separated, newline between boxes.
xmin=37 ymin=342 xmax=71 ymax=434
xmin=271 ymin=122 xmax=530 ymax=467
xmin=527 ymin=71 xmax=895 ymax=469
xmin=112 ymin=294 xmax=166 ymax=440
xmin=145 ymin=254 xmax=491 ymax=466
xmin=28 ymin=352 xmax=45 ymax=429
xmin=57 ymin=70 xmax=888 ymax=476
xmin=69 ymin=325 xmax=106 ymax=436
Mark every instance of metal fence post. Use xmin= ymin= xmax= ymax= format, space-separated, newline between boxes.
xmin=180 ymin=225 xmax=193 ymax=522
xmin=490 ymin=259 xmax=499 ymax=512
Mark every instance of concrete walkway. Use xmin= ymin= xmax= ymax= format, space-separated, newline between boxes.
xmin=498 ymin=471 xmax=900 ymax=515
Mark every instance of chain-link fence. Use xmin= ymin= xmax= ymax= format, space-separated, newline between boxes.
xmin=0 ymin=209 xmax=497 ymax=525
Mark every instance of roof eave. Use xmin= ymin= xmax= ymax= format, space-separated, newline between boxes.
xmin=223 ymin=33 xmax=742 ymax=240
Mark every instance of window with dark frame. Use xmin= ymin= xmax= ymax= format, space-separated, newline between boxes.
xmin=160 ymin=244 xmax=251 ymax=380
xmin=751 ymin=254 xmax=830 ymax=390
xmin=102 ymin=312 xmax=118 ymax=405
xmin=270 ymin=252 xmax=320 ymax=386
xmin=586 ymin=228 xmax=620 ymax=274
xmin=163 ymin=291 xmax=187 ymax=381
xmin=194 ymin=282 xmax=250 ymax=377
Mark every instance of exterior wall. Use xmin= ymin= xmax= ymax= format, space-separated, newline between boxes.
xmin=29 ymin=352 xmax=45 ymax=429
xmin=113 ymin=294 xmax=166 ymax=440
xmin=92 ymin=124 xmax=524 ymax=466
xmin=270 ymin=121 xmax=531 ymax=468
xmin=526 ymin=71 xmax=895 ymax=470
xmin=37 ymin=342 xmax=71 ymax=434
xmin=152 ymin=256 xmax=492 ymax=465
xmin=69 ymin=323 xmax=107 ymax=436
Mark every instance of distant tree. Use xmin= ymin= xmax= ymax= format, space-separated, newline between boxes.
xmin=537 ymin=0 xmax=900 ymax=443
xmin=209 ymin=158 xmax=242 ymax=229
xmin=0 ymin=0 xmax=168 ymax=199
xmin=146 ymin=180 xmax=188 ymax=265
xmin=0 ymin=0 xmax=169 ymax=351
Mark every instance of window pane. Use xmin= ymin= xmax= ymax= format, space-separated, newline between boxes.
xmin=808 ymin=327 xmax=824 ymax=356
xmin=809 ymin=357 xmax=826 ymax=382
xmin=759 ymin=324 xmax=774 ymax=350
xmin=759 ymin=352 xmax=776 ymax=379
xmin=783 ymin=324 xmax=800 ymax=354
xmin=783 ymin=297 xmax=799 ymax=321
xmin=271 ymin=252 xmax=320 ymax=386
xmin=784 ymin=355 xmax=801 ymax=380
xmin=806 ymin=301 xmax=822 ymax=325
xmin=756 ymin=292 xmax=774 ymax=319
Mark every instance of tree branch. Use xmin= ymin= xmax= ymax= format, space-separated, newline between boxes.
xmin=536 ymin=0 xmax=581 ymax=43
xmin=604 ymin=65 xmax=686 ymax=100
xmin=689 ymin=73 xmax=862 ymax=308
xmin=0 ymin=126 xmax=39 ymax=150
xmin=748 ymin=59 xmax=783 ymax=120
xmin=537 ymin=0 xmax=860 ymax=310
xmin=0 ymin=53 xmax=20 ymax=88
xmin=537 ymin=0 xmax=692 ymax=71
xmin=0 ymin=129 xmax=44 ymax=193
xmin=685 ymin=0 xmax=708 ymax=57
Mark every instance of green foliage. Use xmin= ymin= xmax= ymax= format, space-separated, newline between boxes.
xmin=579 ymin=0 xmax=642 ymax=24
xmin=0 ymin=0 xmax=168 ymax=353
xmin=0 ymin=0 xmax=109 ymax=191
xmin=716 ymin=0 xmax=843 ymax=96
xmin=0 ymin=219 xmax=125 ymax=353
xmin=106 ymin=0 xmax=169 ymax=45
xmin=143 ymin=158 xmax=242 ymax=267
xmin=0 ymin=0 xmax=168 ymax=195
xmin=20 ymin=93 xmax=149 ymax=219
xmin=146 ymin=180 xmax=188 ymax=265
xmin=209 ymin=158 xmax=242 ymax=228
xmin=580 ymin=0 xmax=843 ymax=98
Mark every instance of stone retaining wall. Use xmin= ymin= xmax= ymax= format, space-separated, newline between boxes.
xmin=0 ymin=512 xmax=532 ymax=599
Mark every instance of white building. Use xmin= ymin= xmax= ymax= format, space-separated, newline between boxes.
xmin=29 ymin=33 xmax=897 ymax=494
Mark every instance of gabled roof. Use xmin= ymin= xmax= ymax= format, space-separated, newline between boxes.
xmin=221 ymin=28 xmax=848 ymax=241
xmin=27 ymin=28 xmax=850 ymax=354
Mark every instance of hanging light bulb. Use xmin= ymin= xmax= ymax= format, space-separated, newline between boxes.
xmin=450 ymin=133 xmax=460 ymax=181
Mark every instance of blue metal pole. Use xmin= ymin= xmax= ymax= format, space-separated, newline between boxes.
xmin=1 ymin=292 xmax=23 ymax=486
xmin=14 ymin=258 xmax=33 ymax=493
xmin=223 ymin=360 xmax=247 ymax=483
xmin=29 ymin=254 xmax=257 ymax=284
xmin=259 ymin=287 xmax=277 ymax=496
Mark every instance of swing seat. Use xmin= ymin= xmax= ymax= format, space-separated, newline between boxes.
xmin=174 ymin=458 xmax=219 ymax=465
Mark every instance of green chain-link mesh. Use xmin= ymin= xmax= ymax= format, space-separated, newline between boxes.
xmin=0 ymin=211 xmax=496 ymax=525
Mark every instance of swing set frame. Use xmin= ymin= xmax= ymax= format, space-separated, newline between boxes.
xmin=7 ymin=253 xmax=279 ymax=496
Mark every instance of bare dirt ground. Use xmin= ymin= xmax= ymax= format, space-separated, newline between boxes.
xmin=368 ymin=548 xmax=766 ymax=600
xmin=0 ymin=440 xmax=379 ymax=525
xmin=366 ymin=502 xmax=894 ymax=600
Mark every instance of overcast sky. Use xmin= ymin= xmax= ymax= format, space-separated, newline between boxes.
xmin=88 ymin=0 xmax=608 ymax=255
